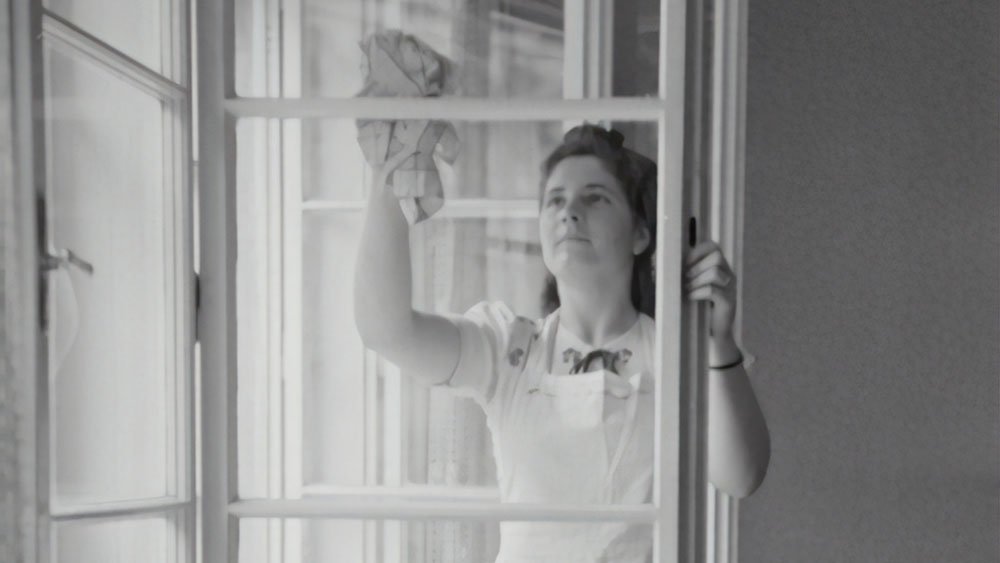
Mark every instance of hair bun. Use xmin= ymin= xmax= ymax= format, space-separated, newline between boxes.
xmin=562 ymin=123 xmax=626 ymax=150
xmin=607 ymin=128 xmax=625 ymax=149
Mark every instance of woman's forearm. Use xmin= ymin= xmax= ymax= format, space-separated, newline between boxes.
xmin=353 ymin=177 xmax=417 ymax=349
xmin=707 ymin=333 xmax=771 ymax=498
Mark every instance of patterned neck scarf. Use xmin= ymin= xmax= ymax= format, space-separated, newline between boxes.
xmin=565 ymin=347 xmax=633 ymax=375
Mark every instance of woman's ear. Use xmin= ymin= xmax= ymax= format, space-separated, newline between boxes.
xmin=633 ymin=222 xmax=652 ymax=255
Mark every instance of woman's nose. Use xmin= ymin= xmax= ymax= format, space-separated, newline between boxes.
xmin=560 ymin=199 xmax=582 ymax=222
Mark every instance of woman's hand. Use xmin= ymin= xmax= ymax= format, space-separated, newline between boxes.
xmin=682 ymin=242 xmax=769 ymax=496
xmin=683 ymin=241 xmax=741 ymax=365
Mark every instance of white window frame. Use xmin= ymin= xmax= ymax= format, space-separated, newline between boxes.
xmin=11 ymin=0 xmax=198 ymax=561
xmin=196 ymin=1 xmax=738 ymax=563
xmin=708 ymin=1 xmax=751 ymax=560
xmin=5 ymin=0 xmax=748 ymax=562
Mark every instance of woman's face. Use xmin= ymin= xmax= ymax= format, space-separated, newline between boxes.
xmin=539 ymin=155 xmax=650 ymax=283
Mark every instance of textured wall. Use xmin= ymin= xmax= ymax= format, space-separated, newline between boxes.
xmin=739 ymin=1 xmax=999 ymax=562
xmin=0 ymin=0 xmax=19 ymax=556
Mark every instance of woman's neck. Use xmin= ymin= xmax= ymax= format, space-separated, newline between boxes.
xmin=556 ymin=276 xmax=638 ymax=347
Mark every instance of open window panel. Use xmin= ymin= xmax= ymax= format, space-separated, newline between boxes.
xmin=32 ymin=0 xmax=196 ymax=560
xmin=232 ymin=115 xmax=674 ymax=563
xmin=234 ymin=116 xmax=658 ymax=492
xmin=201 ymin=0 xmax=749 ymax=561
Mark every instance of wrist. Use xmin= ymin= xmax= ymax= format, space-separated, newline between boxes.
xmin=709 ymin=332 xmax=742 ymax=368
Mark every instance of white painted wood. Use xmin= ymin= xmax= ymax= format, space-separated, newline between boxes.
xmin=591 ymin=0 xmax=615 ymax=98
xmin=708 ymin=0 xmax=751 ymax=560
xmin=196 ymin=0 xmax=237 ymax=562
xmin=382 ymin=362 xmax=404 ymax=563
xmin=278 ymin=1 xmax=307 ymax=560
xmin=275 ymin=115 xmax=296 ymax=563
xmin=301 ymin=198 xmax=540 ymax=219
xmin=50 ymin=498 xmax=191 ymax=522
xmin=32 ymin=3 xmax=196 ymax=562
xmin=224 ymin=97 xmax=665 ymax=120
xmin=563 ymin=1 xmax=585 ymax=99
xmin=41 ymin=11 xmax=186 ymax=100
xmin=652 ymin=0 xmax=709 ymax=562
xmin=211 ymin=5 xmax=755 ymax=563
xmin=230 ymin=499 xmax=657 ymax=522
xmin=298 ymin=485 xmax=499 ymax=500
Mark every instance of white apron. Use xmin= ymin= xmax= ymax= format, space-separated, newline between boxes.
xmin=492 ymin=310 xmax=653 ymax=563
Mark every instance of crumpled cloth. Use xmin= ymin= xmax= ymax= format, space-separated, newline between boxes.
xmin=355 ymin=30 xmax=460 ymax=224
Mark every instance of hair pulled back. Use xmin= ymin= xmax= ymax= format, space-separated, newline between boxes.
xmin=540 ymin=124 xmax=658 ymax=317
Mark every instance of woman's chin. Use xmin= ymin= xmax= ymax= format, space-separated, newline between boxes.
xmin=546 ymin=253 xmax=601 ymax=279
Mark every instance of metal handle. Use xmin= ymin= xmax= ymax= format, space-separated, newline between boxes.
xmin=42 ymin=248 xmax=94 ymax=276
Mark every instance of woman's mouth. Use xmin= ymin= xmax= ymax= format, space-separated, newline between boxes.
xmin=559 ymin=234 xmax=591 ymax=244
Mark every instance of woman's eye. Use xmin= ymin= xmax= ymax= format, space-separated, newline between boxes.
xmin=586 ymin=194 xmax=608 ymax=204
xmin=546 ymin=196 xmax=564 ymax=207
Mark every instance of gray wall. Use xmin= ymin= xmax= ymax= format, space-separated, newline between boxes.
xmin=739 ymin=1 xmax=999 ymax=562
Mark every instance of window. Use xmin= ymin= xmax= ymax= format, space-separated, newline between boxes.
xmin=13 ymin=0 xmax=750 ymax=561
xmin=23 ymin=0 xmax=196 ymax=561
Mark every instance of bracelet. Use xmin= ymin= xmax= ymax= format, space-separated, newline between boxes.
xmin=710 ymin=354 xmax=744 ymax=370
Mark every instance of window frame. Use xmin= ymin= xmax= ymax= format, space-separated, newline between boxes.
xmin=11 ymin=0 xmax=198 ymax=560
xmin=195 ymin=1 xmax=738 ymax=563
xmin=3 ymin=0 xmax=750 ymax=561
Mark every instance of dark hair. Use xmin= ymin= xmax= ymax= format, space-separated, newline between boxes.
xmin=539 ymin=124 xmax=658 ymax=317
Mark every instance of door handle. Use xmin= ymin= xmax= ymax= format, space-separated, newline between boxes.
xmin=41 ymin=248 xmax=94 ymax=276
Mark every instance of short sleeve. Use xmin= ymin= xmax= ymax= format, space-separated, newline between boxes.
xmin=438 ymin=300 xmax=516 ymax=405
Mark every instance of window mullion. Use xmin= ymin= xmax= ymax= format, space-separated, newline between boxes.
xmin=654 ymin=1 xmax=705 ymax=563
xmin=279 ymin=1 xmax=303 ymax=562
xmin=195 ymin=0 xmax=237 ymax=561
xmin=300 ymin=199 xmax=540 ymax=220
xmin=224 ymin=97 xmax=665 ymax=121
xmin=229 ymin=499 xmax=657 ymax=523
xmin=709 ymin=0 xmax=750 ymax=558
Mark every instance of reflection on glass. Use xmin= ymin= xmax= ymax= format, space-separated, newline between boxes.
xmin=235 ymin=117 xmax=658 ymax=520
xmin=55 ymin=511 xmax=184 ymax=563
xmin=45 ymin=0 xmax=167 ymax=75
xmin=235 ymin=0 xmax=661 ymax=98
xmin=300 ymin=119 xmax=564 ymax=201
xmin=45 ymin=45 xmax=178 ymax=505
xmin=301 ymin=212 xmax=367 ymax=487
xmin=235 ymin=118 xmax=280 ymax=499
xmin=299 ymin=215 xmax=545 ymax=490
xmin=239 ymin=518 xmax=654 ymax=563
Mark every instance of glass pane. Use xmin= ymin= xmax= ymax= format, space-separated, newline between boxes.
xmin=299 ymin=215 xmax=546 ymax=490
xmin=235 ymin=0 xmax=660 ymax=98
xmin=55 ymin=510 xmax=187 ymax=563
xmin=44 ymin=45 xmax=184 ymax=505
xmin=235 ymin=118 xmax=278 ymax=499
xmin=300 ymin=119 xmax=565 ymax=202
xmin=44 ymin=0 xmax=168 ymax=76
xmin=240 ymin=517 xmax=654 ymax=563
xmin=237 ymin=117 xmax=659 ymax=502
xmin=301 ymin=211 xmax=368 ymax=487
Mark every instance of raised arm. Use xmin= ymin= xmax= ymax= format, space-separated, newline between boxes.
xmin=353 ymin=160 xmax=461 ymax=386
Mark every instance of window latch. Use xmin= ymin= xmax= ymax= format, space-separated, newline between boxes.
xmin=41 ymin=248 xmax=94 ymax=276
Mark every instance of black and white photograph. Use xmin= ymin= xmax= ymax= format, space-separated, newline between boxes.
xmin=1 ymin=1 xmax=996 ymax=562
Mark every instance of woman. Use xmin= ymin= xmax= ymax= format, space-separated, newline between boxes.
xmin=354 ymin=124 xmax=770 ymax=562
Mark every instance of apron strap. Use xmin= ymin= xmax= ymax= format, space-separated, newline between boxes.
xmin=605 ymin=374 xmax=643 ymax=490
